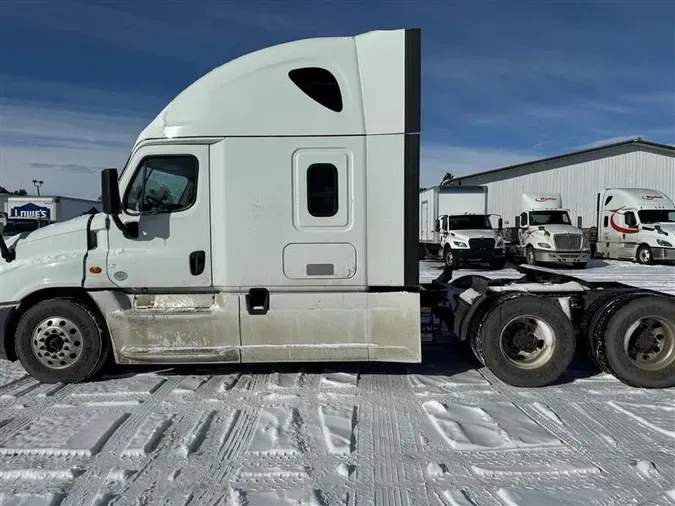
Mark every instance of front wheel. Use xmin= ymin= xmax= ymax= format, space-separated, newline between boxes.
xmin=636 ymin=244 xmax=653 ymax=265
xmin=525 ymin=246 xmax=538 ymax=265
xmin=474 ymin=296 xmax=576 ymax=387
xmin=444 ymin=247 xmax=457 ymax=268
xmin=14 ymin=297 xmax=111 ymax=384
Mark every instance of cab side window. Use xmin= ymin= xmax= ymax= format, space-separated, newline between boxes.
xmin=624 ymin=211 xmax=637 ymax=227
xmin=125 ymin=156 xmax=198 ymax=214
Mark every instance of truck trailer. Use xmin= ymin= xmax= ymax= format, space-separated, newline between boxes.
xmin=419 ymin=185 xmax=506 ymax=269
xmin=1 ymin=196 xmax=99 ymax=238
xmin=0 ymin=28 xmax=673 ymax=389
xmin=596 ymin=188 xmax=675 ymax=264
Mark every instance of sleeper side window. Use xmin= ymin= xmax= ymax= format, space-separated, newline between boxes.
xmin=603 ymin=216 xmax=609 ymax=227
xmin=288 ymin=67 xmax=343 ymax=112
xmin=125 ymin=156 xmax=198 ymax=214
xmin=307 ymin=163 xmax=338 ymax=218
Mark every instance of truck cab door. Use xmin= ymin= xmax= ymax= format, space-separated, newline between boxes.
xmin=106 ymin=144 xmax=212 ymax=289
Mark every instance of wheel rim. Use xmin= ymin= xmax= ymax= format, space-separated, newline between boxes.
xmin=31 ymin=317 xmax=84 ymax=370
xmin=499 ymin=314 xmax=556 ymax=369
xmin=639 ymin=248 xmax=651 ymax=263
xmin=446 ymin=250 xmax=453 ymax=265
xmin=623 ymin=315 xmax=675 ymax=371
xmin=527 ymin=249 xmax=535 ymax=264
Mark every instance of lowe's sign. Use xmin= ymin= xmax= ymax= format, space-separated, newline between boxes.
xmin=9 ymin=202 xmax=51 ymax=220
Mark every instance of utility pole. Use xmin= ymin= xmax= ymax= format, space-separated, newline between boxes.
xmin=32 ymin=179 xmax=43 ymax=196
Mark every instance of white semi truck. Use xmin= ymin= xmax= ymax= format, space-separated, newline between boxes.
xmin=596 ymin=188 xmax=675 ymax=264
xmin=502 ymin=193 xmax=591 ymax=269
xmin=419 ymin=185 xmax=506 ymax=269
xmin=0 ymin=28 xmax=673 ymax=389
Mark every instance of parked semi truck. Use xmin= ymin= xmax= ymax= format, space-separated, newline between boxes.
xmin=419 ymin=186 xmax=505 ymax=269
xmin=501 ymin=193 xmax=592 ymax=268
xmin=0 ymin=28 xmax=673 ymax=389
xmin=596 ymin=188 xmax=675 ymax=264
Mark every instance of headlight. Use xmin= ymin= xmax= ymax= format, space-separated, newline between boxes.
xmin=657 ymin=239 xmax=673 ymax=247
xmin=453 ymin=241 xmax=468 ymax=248
xmin=537 ymin=242 xmax=551 ymax=249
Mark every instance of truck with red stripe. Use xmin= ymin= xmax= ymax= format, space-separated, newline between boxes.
xmin=596 ymin=188 xmax=675 ymax=264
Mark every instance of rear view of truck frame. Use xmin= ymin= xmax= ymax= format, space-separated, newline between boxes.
xmin=0 ymin=28 xmax=673 ymax=390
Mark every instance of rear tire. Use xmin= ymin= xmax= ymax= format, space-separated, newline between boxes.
xmin=601 ymin=297 xmax=675 ymax=388
xmin=476 ymin=296 xmax=575 ymax=387
xmin=572 ymin=262 xmax=587 ymax=269
xmin=14 ymin=297 xmax=111 ymax=384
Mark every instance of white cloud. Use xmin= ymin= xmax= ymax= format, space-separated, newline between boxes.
xmin=1 ymin=102 xmax=144 ymax=199
xmin=420 ymin=144 xmax=536 ymax=187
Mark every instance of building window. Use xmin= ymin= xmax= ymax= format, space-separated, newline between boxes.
xmin=125 ymin=155 xmax=198 ymax=214
xmin=288 ymin=67 xmax=343 ymax=112
xmin=307 ymin=163 xmax=338 ymax=217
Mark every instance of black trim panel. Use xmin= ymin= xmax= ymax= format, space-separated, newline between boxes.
xmin=404 ymin=133 xmax=420 ymax=287
xmin=404 ymin=28 xmax=421 ymax=134
xmin=0 ymin=305 xmax=17 ymax=361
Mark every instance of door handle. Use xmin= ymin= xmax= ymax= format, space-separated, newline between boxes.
xmin=189 ymin=250 xmax=206 ymax=275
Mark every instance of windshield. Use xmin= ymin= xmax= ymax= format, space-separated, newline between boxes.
xmin=638 ymin=209 xmax=675 ymax=224
xmin=446 ymin=215 xmax=492 ymax=230
xmin=1 ymin=218 xmax=49 ymax=237
xmin=529 ymin=210 xmax=571 ymax=226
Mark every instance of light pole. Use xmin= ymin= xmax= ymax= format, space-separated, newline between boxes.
xmin=32 ymin=180 xmax=43 ymax=196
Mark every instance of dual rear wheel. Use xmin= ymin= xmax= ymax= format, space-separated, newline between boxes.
xmin=469 ymin=294 xmax=675 ymax=388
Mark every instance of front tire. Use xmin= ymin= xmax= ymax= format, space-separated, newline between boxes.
xmin=475 ymin=296 xmax=576 ymax=387
xmin=14 ymin=297 xmax=111 ymax=384
xmin=525 ymin=246 xmax=538 ymax=266
xmin=444 ymin=247 xmax=457 ymax=268
xmin=636 ymin=244 xmax=653 ymax=265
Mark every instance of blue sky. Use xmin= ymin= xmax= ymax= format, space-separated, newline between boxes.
xmin=1 ymin=0 xmax=673 ymax=198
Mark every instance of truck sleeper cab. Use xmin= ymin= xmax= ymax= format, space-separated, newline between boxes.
xmin=0 ymin=29 xmax=673 ymax=390
xmin=596 ymin=188 xmax=675 ymax=264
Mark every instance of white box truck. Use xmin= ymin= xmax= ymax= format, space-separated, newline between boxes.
xmin=0 ymin=28 xmax=672 ymax=389
xmin=503 ymin=193 xmax=591 ymax=269
xmin=596 ymin=188 xmax=675 ymax=264
xmin=419 ymin=185 xmax=506 ymax=269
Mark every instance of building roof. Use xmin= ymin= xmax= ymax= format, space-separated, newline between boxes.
xmin=447 ymin=138 xmax=675 ymax=184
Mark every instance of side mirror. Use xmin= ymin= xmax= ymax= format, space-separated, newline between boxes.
xmin=101 ymin=168 xmax=121 ymax=215
xmin=498 ymin=218 xmax=503 ymax=229
xmin=577 ymin=216 xmax=583 ymax=228
xmin=434 ymin=220 xmax=440 ymax=233
xmin=515 ymin=216 xmax=520 ymax=228
xmin=0 ymin=212 xmax=7 ymax=233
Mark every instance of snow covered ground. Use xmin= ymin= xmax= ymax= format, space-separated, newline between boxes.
xmin=0 ymin=259 xmax=673 ymax=506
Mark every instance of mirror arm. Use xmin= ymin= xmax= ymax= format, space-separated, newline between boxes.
xmin=109 ymin=214 xmax=137 ymax=239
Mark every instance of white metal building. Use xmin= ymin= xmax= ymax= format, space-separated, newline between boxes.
xmin=445 ymin=138 xmax=675 ymax=229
